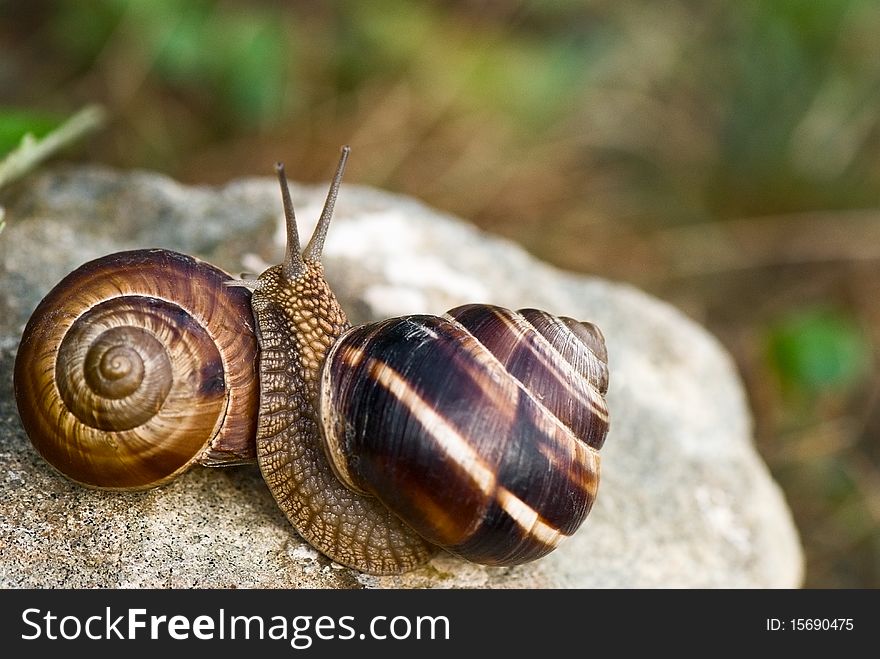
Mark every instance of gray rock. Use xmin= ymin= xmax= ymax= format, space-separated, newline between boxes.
xmin=0 ymin=166 xmax=803 ymax=588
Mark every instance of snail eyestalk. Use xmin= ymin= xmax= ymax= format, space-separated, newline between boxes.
xmin=303 ymin=145 xmax=350 ymax=263
xmin=275 ymin=162 xmax=305 ymax=280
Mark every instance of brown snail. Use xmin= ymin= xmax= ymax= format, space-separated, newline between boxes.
xmin=13 ymin=146 xmax=610 ymax=575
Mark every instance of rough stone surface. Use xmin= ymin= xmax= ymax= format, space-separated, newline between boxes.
xmin=0 ymin=166 xmax=804 ymax=588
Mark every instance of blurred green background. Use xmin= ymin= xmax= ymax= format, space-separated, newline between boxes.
xmin=1 ymin=0 xmax=878 ymax=587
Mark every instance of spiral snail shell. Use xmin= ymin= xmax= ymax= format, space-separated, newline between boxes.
xmin=13 ymin=249 xmax=258 ymax=490
xmin=13 ymin=146 xmax=610 ymax=574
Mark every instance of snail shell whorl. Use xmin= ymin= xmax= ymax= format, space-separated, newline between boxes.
xmin=320 ymin=304 xmax=608 ymax=566
xmin=13 ymin=249 xmax=259 ymax=490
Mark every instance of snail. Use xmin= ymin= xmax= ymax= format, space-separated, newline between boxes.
xmin=13 ymin=146 xmax=610 ymax=575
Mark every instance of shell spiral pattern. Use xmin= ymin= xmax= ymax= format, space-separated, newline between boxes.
xmin=13 ymin=249 xmax=259 ymax=490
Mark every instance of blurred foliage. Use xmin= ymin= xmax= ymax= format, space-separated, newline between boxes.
xmin=50 ymin=0 xmax=286 ymax=127
xmin=0 ymin=108 xmax=63 ymax=155
xmin=1 ymin=0 xmax=879 ymax=587
xmin=0 ymin=105 xmax=104 ymax=189
xmin=769 ymin=308 xmax=870 ymax=396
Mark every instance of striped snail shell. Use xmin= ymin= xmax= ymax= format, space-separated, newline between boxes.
xmin=13 ymin=249 xmax=259 ymax=490
xmin=320 ymin=305 xmax=608 ymax=566
xmin=13 ymin=146 xmax=610 ymax=575
xmin=249 ymin=147 xmax=611 ymax=573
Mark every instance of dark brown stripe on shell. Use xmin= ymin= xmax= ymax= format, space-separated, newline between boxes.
xmin=323 ymin=312 xmax=600 ymax=562
xmin=519 ymin=309 xmax=609 ymax=394
xmin=446 ymin=304 xmax=609 ymax=450
xmin=323 ymin=316 xmax=499 ymax=547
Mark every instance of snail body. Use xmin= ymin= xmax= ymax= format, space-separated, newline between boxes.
xmin=13 ymin=147 xmax=610 ymax=574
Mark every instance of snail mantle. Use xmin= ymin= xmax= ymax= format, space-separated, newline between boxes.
xmin=0 ymin=164 xmax=803 ymax=588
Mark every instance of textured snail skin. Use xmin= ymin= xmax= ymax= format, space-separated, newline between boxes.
xmin=319 ymin=305 xmax=607 ymax=566
xmin=13 ymin=249 xmax=259 ymax=490
xmin=245 ymin=150 xmax=434 ymax=574
xmin=251 ymin=256 xmax=436 ymax=574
